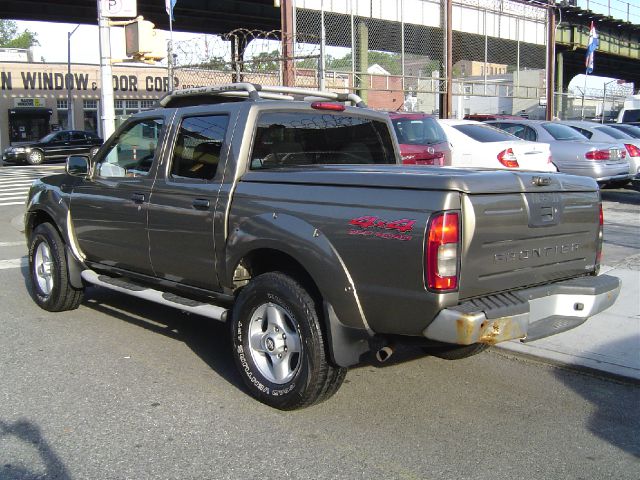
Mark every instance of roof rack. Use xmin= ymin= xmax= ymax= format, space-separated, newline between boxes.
xmin=158 ymin=83 xmax=367 ymax=108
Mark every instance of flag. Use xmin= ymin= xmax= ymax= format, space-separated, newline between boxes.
xmin=166 ymin=0 xmax=177 ymax=21
xmin=585 ymin=21 xmax=599 ymax=74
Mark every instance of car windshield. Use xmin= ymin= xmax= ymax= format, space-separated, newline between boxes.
xmin=541 ymin=123 xmax=586 ymax=141
xmin=452 ymin=124 xmax=518 ymax=142
xmin=39 ymin=132 xmax=57 ymax=143
xmin=621 ymin=109 xmax=640 ymax=122
xmin=392 ymin=117 xmax=447 ymax=145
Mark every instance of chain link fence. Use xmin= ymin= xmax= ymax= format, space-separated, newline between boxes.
xmin=169 ymin=1 xmax=635 ymax=120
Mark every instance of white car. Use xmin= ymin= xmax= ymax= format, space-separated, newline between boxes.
xmin=438 ymin=119 xmax=556 ymax=172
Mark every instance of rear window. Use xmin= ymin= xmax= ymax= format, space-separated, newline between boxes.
xmin=391 ymin=117 xmax=447 ymax=145
xmin=541 ymin=123 xmax=586 ymax=141
xmin=610 ymin=124 xmax=640 ymax=138
xmin=452 ymin=124 xmax=517 ymax=142
xmin=569 ymin=126 xmax=592 ymax=139
xmin=594 ymin=126 xmax=629 ymax=140
xmin=251 ymin=111 xmax=396 ymax=169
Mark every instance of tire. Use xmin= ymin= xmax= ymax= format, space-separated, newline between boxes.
xmin=28 ymin=223 xmax=83 ymax=312
xmin=27 ymin=149 xmax=44 ymax=165
xmin=89 ymin=146 xmax=100 ymax=158
xmin=423 ymin=343 xmax=489 ymax=360
xmin=231 ymin=272 xmax=346 ymax=410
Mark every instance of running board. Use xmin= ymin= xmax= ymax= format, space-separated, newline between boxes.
xmin=81 ymin=270 xmax=228 ymax=322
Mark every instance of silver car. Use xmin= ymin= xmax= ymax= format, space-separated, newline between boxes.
xmin=561 ymin=120 xmax=640 ymax=182
xmin=486 ymin=120 xmax=631 ymax=185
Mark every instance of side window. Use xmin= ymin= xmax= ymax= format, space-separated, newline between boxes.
xmin=71 ymin=132 xmax=86 ymax=141
xmin=499 ymin=123 xmax=526 ymax=140
xmin=96 ymin=118 xmax=164 ymax=178
xmin=523 ymin=126 xmax=537 ymax=141
xmin=56 ymin=132 xmax=70 ymax=142
xmin=170 ymin=115 xmax=229 ymax=181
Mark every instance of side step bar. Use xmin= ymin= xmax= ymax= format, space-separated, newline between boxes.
xmin=81 ymin=270 xmax=229 ymax=322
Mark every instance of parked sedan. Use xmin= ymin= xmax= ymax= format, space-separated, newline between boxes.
xmin=486 ymin=120 xmax=631 ymax=185
xmin=2 ymin=130 xmax=102 ymax=165
xmin=562 ymin=120 xmax=640 ymax=181
xmin=389 ymin=112 xmax=452 ymax=165
xmin=438 ymin=119 xmax=556 ymax=172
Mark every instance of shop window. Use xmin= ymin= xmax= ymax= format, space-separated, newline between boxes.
xmin=83 ymin=99 xmax=99 ymax=135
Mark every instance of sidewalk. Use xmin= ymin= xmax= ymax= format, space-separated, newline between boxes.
xmin=497 ymin=261 xmax=640 ymax=383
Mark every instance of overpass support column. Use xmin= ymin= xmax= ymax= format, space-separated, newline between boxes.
xmin=556 ymin=50 xmax=568 ymax=119
xmin=280 ymin=0 xmax=295 ymax=86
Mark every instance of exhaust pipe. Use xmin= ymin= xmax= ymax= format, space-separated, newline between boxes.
xmin=375 ymin=345 xmax=394 ymax=363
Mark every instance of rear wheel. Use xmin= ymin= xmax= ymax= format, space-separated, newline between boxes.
xmin=27 ymin=149 xmax=44 ymax=165
xmin=423 ymin=343 xmax=489 ymax=360
xmin=231 ymin=272 xmax=346 ymax=410
xmin=28 ymin=223 xmax=83 ymax=312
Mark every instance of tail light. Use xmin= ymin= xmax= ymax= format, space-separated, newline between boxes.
xmin=586 ymin=149 xmax=625 ymax=160
xmin=426 ymin=211 xmax=460 ymax=291
xmin=401 ymin=151 xmax=445 ymax=166
xmin=624 ymin=143 xmax=640 ymax=157
xmin=595 ymin=203 xmax=603 ymax=273
xmin=497 ymin=148 xmax=519 ymax=168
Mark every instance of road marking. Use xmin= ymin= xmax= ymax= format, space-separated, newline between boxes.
xmin=0 ymin=241 xmax=24 ymax=247
xmin=0 ymin=202 xmax=26 ymax=206
xmin=0 ymin=257 xmax=28 ymax=270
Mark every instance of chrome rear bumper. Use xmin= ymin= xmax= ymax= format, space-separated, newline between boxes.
xmin=423 ymin=274 xmax=620 ymax=345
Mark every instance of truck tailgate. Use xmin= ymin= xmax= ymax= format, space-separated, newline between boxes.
xmin=459 ymin=189 xmax=600 ymax=300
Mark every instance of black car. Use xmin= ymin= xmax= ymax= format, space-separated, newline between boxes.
xmin=2 ymin=130 xmax=103 ymax=165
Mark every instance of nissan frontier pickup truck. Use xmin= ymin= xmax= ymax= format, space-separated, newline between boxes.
xmin=24 ymin=83 xmax=620 ymax=409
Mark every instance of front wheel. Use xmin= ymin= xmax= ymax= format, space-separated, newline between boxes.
xmin=28 ymin=223 xmax=83 ymax=312
xmin=27 ymin=149 xmax=44 ymax=165
xmin=231 ymin=272 xmax=346 ymax=410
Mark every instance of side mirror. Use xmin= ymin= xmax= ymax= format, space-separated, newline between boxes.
xmin=66 ymin=155 xmax=89 ymax=176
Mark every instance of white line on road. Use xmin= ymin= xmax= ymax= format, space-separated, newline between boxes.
xmin=0 ymin=257 xmax=28 ymax=270
xmin=0 ymin=241 xmax=24 ymax=247
xmin=0 ymin=202 xmax=26 ymax=206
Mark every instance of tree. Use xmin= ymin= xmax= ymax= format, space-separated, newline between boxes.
xmin=0 ymin=20 xmax=39 ymax=49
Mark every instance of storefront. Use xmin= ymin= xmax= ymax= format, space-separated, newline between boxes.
xmin=0 ymin=61 xmax=174 ymax=150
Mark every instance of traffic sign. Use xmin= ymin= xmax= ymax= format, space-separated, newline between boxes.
xmin=100 ymin=0 xmax=137 ymax=18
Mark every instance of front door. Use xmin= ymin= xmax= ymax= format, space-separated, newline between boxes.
xmin=148 ymin=113 xmax=231 ymax=291
xmin=70 ymin=116 xmax=166 ymax=275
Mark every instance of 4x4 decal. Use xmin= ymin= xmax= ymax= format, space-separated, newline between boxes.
xmin=348 ymin=216 xmax=415 ymax=241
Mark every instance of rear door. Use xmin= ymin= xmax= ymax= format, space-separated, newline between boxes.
xmin=147 ymin=110 xmax=233 ymax=291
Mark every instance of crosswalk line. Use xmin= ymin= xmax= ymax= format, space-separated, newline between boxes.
xmin=0 ymin=257 xmax=28 ymax=270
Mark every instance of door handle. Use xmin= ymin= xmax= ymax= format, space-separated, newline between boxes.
xmin=192 ymin=198 xmax=210 ymax=209
xmin=131 ymin=193 xmax=145 ymax=203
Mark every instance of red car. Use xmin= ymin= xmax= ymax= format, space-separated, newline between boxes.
xmin=389 ymin=112 xmax=452 ymax=165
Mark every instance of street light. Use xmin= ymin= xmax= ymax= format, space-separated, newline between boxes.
xmin=601 ymin=79 xmax=626 ymax=124
xmin=67 ymin=24 xmax=80 ymax=130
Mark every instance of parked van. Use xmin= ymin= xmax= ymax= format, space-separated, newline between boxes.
xmin=616 ymin=95 xmax=640 ymax=123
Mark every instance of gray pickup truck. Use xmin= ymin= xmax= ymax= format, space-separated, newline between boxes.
xmin=25 ymin=84 xmax=620 ymax=410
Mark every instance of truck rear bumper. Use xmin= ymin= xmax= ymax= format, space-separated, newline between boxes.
xmin=422 ymin=274 xmax=621 ymax=345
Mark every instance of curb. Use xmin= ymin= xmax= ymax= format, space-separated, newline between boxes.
xmin=494 ymin=343 xmax=640 ymax=386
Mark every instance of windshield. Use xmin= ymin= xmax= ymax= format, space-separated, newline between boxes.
xmin=39 ymin=132 xmax=57 ymax=143
xmin=452 ymin=124 xmax=518 ymax=142
xmin=541 ymin=123 xmax=586 ymax=141
xmin=391 ymin=117 xmax=447 ymax=145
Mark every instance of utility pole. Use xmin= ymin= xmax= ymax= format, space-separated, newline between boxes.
xmin=97 ymin=0 xmax=116 ymax=139
xmin=67 ymin=24 xmax=80 ymax=130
